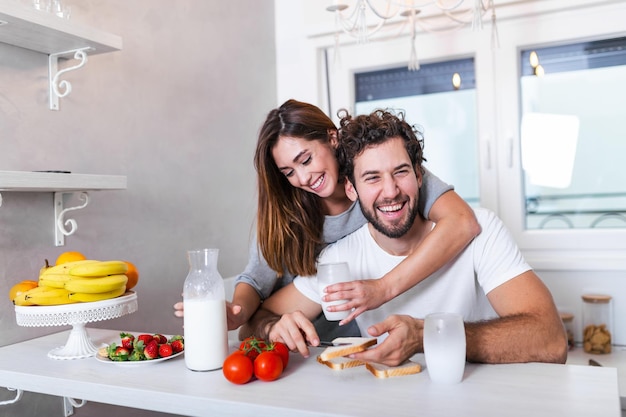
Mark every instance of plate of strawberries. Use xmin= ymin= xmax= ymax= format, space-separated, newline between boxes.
xmin=96 ymin=332 xmax=184 ymax=365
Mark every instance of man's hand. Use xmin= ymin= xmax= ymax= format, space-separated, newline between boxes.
xmin=322 ymin=278 xmax=389 ymax=325
xmin=350 ymin=315 xmax=422 ymax=366
xmin=267 ymin=311 xmax=320 ymax=359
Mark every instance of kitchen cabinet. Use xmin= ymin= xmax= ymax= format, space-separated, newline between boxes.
xmin=0 ymin=171 xmax=127 ymax=246
xmin=0 ymin=1 xmax=122 ymax=110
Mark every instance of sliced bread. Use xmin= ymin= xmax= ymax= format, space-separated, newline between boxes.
xmin=317 ymin=337 xmax=378 ymax=362
xmin=365 ymin=360 xmax=422 ymax=378
xmin=317 ymin=356 xmax=365 ymax=370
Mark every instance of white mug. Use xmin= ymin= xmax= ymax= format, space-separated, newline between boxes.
xmin=423 ymin=312 xmax=466 ymax=384
xmin=317 ymin=262 xmax=351 ymax=321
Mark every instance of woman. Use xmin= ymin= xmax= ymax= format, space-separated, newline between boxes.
xmin=177 ymin=99 xmax=480 ymax=340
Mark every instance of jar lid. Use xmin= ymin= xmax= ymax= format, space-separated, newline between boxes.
xmin=560 ymin=312 xmax=574 ymax=322
xmin=582 ymin=294 xmax=612 ymax=303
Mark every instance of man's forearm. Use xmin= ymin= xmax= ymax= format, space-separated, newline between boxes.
xmin=464 ymin=313 xmax=567 ymax=364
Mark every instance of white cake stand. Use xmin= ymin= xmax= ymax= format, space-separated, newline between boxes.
xmin=14 ymin=291 xmax=138 ymax=360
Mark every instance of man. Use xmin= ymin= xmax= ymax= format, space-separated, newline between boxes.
xmin=250 ymin=109 xmax=567 ymax=366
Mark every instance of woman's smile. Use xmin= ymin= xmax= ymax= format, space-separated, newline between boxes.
xmin=310 ymin=173 xmax=325 ymax=191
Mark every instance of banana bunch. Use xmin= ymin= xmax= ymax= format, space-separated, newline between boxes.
xmin=13 ymin=286 xmax=76 ymax=307
xmin=14 ymin=260 xmax=129 ymax=306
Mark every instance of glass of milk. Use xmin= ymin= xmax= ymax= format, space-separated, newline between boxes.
xmin=317 ymin=262 xmax=352 ymax=321
xmin=423 ymin=312 xmax=466 ymax=384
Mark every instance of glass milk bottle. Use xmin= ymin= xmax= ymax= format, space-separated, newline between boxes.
xmin=183 ymin=248 xmax=228 ymax=371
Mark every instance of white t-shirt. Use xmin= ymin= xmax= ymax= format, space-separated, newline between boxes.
xmin=294 ymin=208 xmax=532 ymax=338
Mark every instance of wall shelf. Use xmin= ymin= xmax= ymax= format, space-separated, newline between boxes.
xmin=0 ymin=2 xmax=122 ymax=110
xmin=0 ymin=171 xmax=126 ymax=192
xmin=0 ymin=171 xmax=127 ymax=246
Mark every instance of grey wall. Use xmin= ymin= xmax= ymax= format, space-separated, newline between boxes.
xmin=0 ymin=1 xmax=276 ymax=415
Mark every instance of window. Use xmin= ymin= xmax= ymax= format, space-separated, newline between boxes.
xmin=519 ymin=37 xmax=626 ymax=230
xmin=353 ymin=58 xmax=480 ymax=207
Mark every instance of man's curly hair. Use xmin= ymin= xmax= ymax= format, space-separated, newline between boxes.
xmin=336 ymin=108 xmax=426 ymax=185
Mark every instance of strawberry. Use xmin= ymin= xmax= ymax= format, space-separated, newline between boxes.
xmin=136 ymin=334 xmax=154 ymax=348
xmin=108 ymin=345 xmax=131 ymax=362
xmin=153 ymin=334 xmax=167 ymax=344
xmin=158 ymin=343 xmax=173 ymax=358
xmin=170 ymin=335 xmax=184 ymax=353
xmin=144 ymin=340 xmax=159 ymax=360
xmin=120 ymin=332 xmax=135 ymax=350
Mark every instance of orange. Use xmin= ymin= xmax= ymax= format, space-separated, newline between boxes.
xmin=8 ymin=280 xmax=38 ymax=302
xmin=124 ymin=261 xmax=139 ymax=290
xmin=55 ymin=251 xmax=86 ymax=265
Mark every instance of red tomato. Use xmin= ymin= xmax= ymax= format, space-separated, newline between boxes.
xmin=239 ymin=336 xmax=256 ymax=350
xmin=270 ymin=342 xmax=290 ymax=369
xmin=254 ymin=351 xmax=283 ymax=382
xmin=239 ymin=336 xmax=266 ymax=361
xmin=223 ymin=351 xmax=254 ymax=385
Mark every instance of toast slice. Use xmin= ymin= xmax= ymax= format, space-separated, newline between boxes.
xmin=317 ymin=355 xmax=365 ymax=370
xmin=365 ymin=360 xmax=422 ymax=378
xmin=317 ymin=337 xmax=377 ymax=362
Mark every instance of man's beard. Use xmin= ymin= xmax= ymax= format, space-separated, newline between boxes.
xmin=361 ymin=198 xmax=420 ymax=239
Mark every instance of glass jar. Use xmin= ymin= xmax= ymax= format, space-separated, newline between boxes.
xmin=560 ymin=312 xmax=575 ymax=350
xmin=581 ymin=294 xmax=613 ymax=354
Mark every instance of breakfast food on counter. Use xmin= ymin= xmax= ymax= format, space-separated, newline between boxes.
xmin=98 ymin=333 xmax=184 ymax=362
xmin=9 ymin=252 xmax=140 ymax=306
xmin=317 ymin=337 xmax=377 ymax=362
xmin=223 ymin=336 xmax=290 ymax=385
xmin=316 ymin=355 xmax=364 ymax=370
xmin=365 ymin=361 xmax=422 ymax=378
xmin=316 ymin=336 xmax=422 ymax=379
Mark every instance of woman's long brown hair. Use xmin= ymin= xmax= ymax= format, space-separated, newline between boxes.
xmin=254 ymin=99 xmax=336 ymax=277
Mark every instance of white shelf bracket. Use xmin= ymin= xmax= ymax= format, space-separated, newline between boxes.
xmin=0 ymin=387 xmax=23 ymax=406
xmin=54 ymin=191 xmax=90 ymax=246
xmin=49 ymin=47 xmax=91 ymax=111
xmin=63 ymin=396 xmax=87 ymax=416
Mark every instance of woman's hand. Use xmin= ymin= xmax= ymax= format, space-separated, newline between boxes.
xmin=226 ymin=301 xmax=244 ymax=331
xmin=322 ymin=278 xmax=390 ymax=325
xmin=173 ymin=301 xmax=184 ymax=318
xmin=174 ymin=300 xmax=243 ymax=332
xmin=267 ymin=310 xmax=319 ymax=358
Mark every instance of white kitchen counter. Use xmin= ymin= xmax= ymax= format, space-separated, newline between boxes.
xmin=567 ymin=345 xmax=626 ymax=410
xmin=0 ymin=328 xmax=620 ymax=417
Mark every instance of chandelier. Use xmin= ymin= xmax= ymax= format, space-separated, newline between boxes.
xmin=326 ymin=0 xmax=498 ymax=70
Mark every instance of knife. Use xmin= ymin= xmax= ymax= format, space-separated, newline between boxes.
xmin=310 ymin=341 xmax=352 ymax=347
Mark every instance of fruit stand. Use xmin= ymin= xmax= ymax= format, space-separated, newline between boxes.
xmin=14 ymin=291 xmax=137 ymax=360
